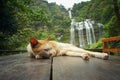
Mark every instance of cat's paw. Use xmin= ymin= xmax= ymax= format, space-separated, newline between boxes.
xmin=83 ymin=55 xmax=90 ymax=61
xmin=29 ymin=53 xmax=35 ymax=58
xmin=103 ymin=54 xmax=109 ymax=60
xmin=35 ymin=55 xmax=41 ymax=59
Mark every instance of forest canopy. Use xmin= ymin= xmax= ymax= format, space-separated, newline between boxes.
xmin=0 ymin=0 xmax=70 ymax=50
xmin=72 ymin=0 xmax=120 ymax=37
xmin=0 ymin=0 xmax=120 ymax=50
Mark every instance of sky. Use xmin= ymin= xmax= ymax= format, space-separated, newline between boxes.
xmin=47 ymin=0 xmax=90 ymax=9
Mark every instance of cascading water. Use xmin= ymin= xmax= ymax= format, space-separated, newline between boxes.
xmin=68 ymin=9 xmax=72 ymax=19
xmin=86 ymin=19 xmax=96 ymax=44
xmin=70 ymin=19 xmax=98 ymax=47
xmin=85 ymin=19 xmax=92 ymax=45
xmin=77 ymin=22 xmax=84 ymax=47
xmin=69 ymin=10 xmax=100 ymax=48
xmin=70 ymin=19 xmax=76 ymax=45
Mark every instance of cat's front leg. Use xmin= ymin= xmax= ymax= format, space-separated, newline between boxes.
xmin=87 ymin=51 xmax=109 ymax=60
xmin=63 ymin=51 xmax=90 ymax=60
xmin=28 ymin=53 xmax=35 ymax=58
xmin=93 ymin=52 xmax=109 ymax=60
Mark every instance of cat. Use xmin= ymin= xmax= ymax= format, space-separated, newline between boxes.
xmin=27 ymin=38 xmax=109 ymax=60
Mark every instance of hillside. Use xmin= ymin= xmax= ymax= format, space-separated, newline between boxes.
xmin=72 ymin=0 xmax=120 ymax=37
xmin=0 ymin=0 xmax=70 ymax=50
xmin=0 ymin=0 xmax=120 ymax=50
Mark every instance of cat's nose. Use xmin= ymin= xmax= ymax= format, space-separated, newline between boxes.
xmin=49 ymin=53 xmax=52 ymax=56
xmin=39 ymin=53 xmax=49 ymax=59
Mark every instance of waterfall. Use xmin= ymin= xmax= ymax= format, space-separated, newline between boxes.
xmin=70 ymin=19 xmax=98 ymax=48
xmin=70 ymin=19 xmax=75 ymax=45
xmin=87 ymin=19 xmax=96 ymax=44
xmin=85 ymin=20 xmax=92 ymax=45
xmin=77 ymin=22 xmax=85 ymax=47
xmin=69 ymin=10 xmax=99 ymax=48
xmin=68 ymin=9 xmax=72 ymax=19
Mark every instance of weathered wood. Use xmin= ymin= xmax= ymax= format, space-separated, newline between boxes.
xmin=102 ymin=36 xmax=120 ymax=53
xmin=103 ymin=48 xmax=120 ymax=53
xmin=0 ymin=53 xmax=120 ymax=80
xmin=53 ymin=56 xmax=120 ymax=80
xmin=0 ymin=50 xmax=27 ymax=53
xmin=102 ymin=36 xmax=120 ymax=42
xmin=0 ymin=53 xmax=51 ymax=80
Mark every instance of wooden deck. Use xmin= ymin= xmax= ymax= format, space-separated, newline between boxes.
xmin=0 ymin=53 xmax=120 ymax=80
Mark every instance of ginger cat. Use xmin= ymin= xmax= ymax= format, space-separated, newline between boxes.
xmin=27 ymin=38 xmax=109 ymax=60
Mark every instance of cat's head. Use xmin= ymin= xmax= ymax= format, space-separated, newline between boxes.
xmin=29 ymin=38 xmax=54 ymax=59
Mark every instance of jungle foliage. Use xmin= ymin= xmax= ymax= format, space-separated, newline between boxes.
xmin=0 ymin=0 xmax=70 ymax=50
xmin=72 ymin=0 xmax=120 ymax=49
xmin=72 ymin=0 xmax=120 ymax=37
xmin=0 ymin=0 xmax=120 ymax=50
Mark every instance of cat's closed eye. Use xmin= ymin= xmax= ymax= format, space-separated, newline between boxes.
xmin=44 ymin=48 xmax=50 ymax=51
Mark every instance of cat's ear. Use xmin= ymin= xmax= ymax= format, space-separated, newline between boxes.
xmin=30 ymin=38 xmax=38 ymax=47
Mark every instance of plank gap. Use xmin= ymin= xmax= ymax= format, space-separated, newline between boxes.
xmin=50 ymin=57 xmax=53 ymax=80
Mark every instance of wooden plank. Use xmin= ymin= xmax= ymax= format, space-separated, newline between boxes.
xmin=0 ymin=50 xmax=27 ymax=53
xmin=53 ymin=56 xmax=120 ymax=80
xmin=102 ymin=36 xmax=120 ymax=42
xmin=0 ymin=53 xmax=51 ymax=80
xmin=103 ymin=48 xmax=120 ymax=53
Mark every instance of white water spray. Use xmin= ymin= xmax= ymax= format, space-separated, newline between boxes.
xmin=77 ymin=22 xmax=85 ymax=47
xmin=70 ymin=19 xmax=97 ymax=47
xmin=69 ymin=10 xmax=98 ymax=48
xmin=68 ymin=9 xmax=72 ymax=19
xmin=70 ymin=19 xmax=76 ymax=45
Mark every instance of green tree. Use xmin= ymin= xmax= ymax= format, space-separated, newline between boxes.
xmin=72 ymin=0 xmax=120 ymax=37
xmin=0 ymin=0 xmax=70 ymax=50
